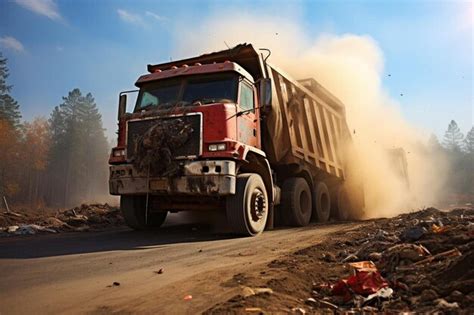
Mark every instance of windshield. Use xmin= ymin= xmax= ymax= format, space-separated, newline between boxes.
xmin=135 ymin=73 xmax=238 ymax=111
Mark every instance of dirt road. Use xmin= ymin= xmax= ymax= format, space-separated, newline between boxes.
xmin=0 ymin=215 xmax=361 ymax=314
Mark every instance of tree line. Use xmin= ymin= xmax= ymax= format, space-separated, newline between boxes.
xmin=0 ymin=53 xmax=109 ymax=208
xmin=429 ymin=120 xmax=474 ymax=200
xmin=0 ymin=51 xmax=472 ymax=209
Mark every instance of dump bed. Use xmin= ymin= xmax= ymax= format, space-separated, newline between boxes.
xmin=263 ymin=64 xmax=351 ymax=179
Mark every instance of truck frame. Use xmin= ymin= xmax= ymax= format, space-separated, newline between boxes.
xmin=109 ymin=43 xmax=364 ymax=236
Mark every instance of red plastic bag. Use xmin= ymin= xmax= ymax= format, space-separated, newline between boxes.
xmin=332 ymin=271 xmax=389 ymax=302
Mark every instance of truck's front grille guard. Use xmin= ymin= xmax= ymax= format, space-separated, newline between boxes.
xmin=125 ymin=113 xmax=203 ymax=161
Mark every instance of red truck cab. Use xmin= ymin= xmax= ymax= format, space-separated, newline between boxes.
xmin=109 ymin=59 xmax=273 ymax=235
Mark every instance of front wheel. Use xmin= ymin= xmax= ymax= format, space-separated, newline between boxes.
xmin=226 ymin=174 xmax=269 ymax=236
xmin=120 ymin=195 xmax=167 ymax=230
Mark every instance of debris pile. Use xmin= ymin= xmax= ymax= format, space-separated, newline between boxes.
xmin=207 ymin=207 xmax=474 ymax=313
xmin=133 ymin=118 xmax=193 ymax=176
xmin=0 ymin=203 xmax=122 ymax=236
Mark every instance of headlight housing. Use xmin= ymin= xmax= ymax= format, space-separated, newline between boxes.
xmin=112 ymin=148 xmax=126 ymax=157
xmin=208 ymin=143 xmax=226 ymax=152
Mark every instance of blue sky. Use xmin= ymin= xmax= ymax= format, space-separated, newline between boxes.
xmin=0 ymin=0 xmax=472 ymax=140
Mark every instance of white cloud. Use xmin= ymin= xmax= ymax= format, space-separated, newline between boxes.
xmin=0 ymin=36 xmax=25 ymax=53
xmin=117 ymin=9 xmax=145 ymax=26
xmin=145 ymin=11 xmax=167 ymax=22
xmin=15 ymin=0 xmax=63 ymax=21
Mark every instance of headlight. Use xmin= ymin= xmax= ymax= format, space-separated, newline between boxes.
xmin=208 ymin=143 xmax=226 ymax=151
xmin=112 ymin=148 xmax=125 ymax=157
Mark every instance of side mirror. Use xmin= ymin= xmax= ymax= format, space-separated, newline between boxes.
xmin=118 ymin=94 xmax=127 ymax=120
xmin=258 ymin=78 xmax=272 ymax=109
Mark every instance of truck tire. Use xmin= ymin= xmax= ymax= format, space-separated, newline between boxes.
xmin=281 ymin=177 xmax=312 ymax=227
xmin=334 ymin=186 xmax=351 ymax=221
xmin=226 ymin=174 xmax=268 ymax=236
xmin=120 ymin=195 xmax=167 ymax=230
xmin=314 ymin=181 xmax=331 ymax=222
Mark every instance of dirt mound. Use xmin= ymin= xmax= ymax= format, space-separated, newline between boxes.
xmin=206 ymin=207 xmax=474 ymax=313
xmin=0 ymin=203 xmax=123 ymax=236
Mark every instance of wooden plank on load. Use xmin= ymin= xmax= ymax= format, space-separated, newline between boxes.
xmin=288 ymin=83 xmax=305 ymax=150
xmin=303 ymin=98 xmax=320 ymax=168
xmin=331 ymin=114 xmax=343 ymax=166
xmin=322 ymin=108 xmax=339 ymax=176
xmin=313 ymin=102 xmax=330 ymax=173
xmin=278 ymin=75 xmax=298 ymax=149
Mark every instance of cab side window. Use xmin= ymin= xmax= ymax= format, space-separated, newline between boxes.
xmin=239 ymin=82 xmax=254 ymax=111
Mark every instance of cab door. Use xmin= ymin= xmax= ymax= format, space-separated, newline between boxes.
xmin=237 ymin=80 xmax=259 ymax=148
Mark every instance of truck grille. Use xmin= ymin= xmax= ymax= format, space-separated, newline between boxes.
xmin=126 ymin=113 xmax=202 ymax=161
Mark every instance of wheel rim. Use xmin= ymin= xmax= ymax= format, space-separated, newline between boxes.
xmin=248 ymin=188 xmax=267 ymax=233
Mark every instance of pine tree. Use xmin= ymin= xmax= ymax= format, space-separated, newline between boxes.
xmin=0 ymin=52 xmax=21 ymax=127
xmin=464 ymin=127 xmax=474 ymax=154
xmin=443 ymin=120 xmax=464 ymax=151
xmin=47 ymin=88 xmax=108 ymax=206
xmin=428 ymin=133 xmax=442 ymax=151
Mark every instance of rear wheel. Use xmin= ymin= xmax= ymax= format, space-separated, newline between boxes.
xmin=226 ymin=174 xmax=268 ymax=236
xmin=334 ymin=186 xmax=351 ymax=221
xmin=120 ymin=195 xmax=167 ymax=230
xmin=314 ymin=181 xmax=331 ymax=222
xmin=281 ymin=177 xmax=312 ymax=227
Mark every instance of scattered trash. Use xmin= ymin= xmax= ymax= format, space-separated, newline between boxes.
xmin=1 ymin=204 xmax=122 ymax=237
xmin=183 ymin=294 xmax=193 ymax=301
xmin=206 ymin=207 xmax=474 ymax=313
xmin=435 ymin=298 xmax=459 ymax=309
xmin=241 ymin=287 xmax=255 ymax=298
xmin=291 ymin=307 xmax=306 ymax=314
xmin=305 ymin=298 xmax=317 ymax=306
xmin=368 ymin=252 xmax=382 ymax=261
xmin=400 ymin=226 xmax=426 ymax=242
xmin=6 ymin=224 xmax=57 ymax=235
xmin=241 ymin=286 xmax=272 ymax=298
xmin=379 ymin=243 xmax=430 ymax=272
xmin=364 ymin=287 xmax=393 ymax=306
xmin=412 ymin=248 xmax=462 ymax=266
xmin=154 ymin=268 xmax=164 ymax=274
xmin=342 ymin=254 xmax=358 ymax=262
xmin=107 ymin=281 xmax=121 ymax=287
xmin=332 ymin=270 xmax=390 ymax=302
xmin=305 ymin=298 xmax=338 ymax=310
xmin=244 ymin=307 xmax=263 ymax=312
xmin=253 ymin=288 xmax=273 ymax=295
xmin=432 ymin=223 xmax=448 ymax=234
xmin=7 ymin=225 xmax=19 ymax=233
xmin=348 ymin=261 xmax=378 ymax=273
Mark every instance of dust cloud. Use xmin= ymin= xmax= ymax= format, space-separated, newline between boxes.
xmin=172 ymin=12 xmax=448 ymax=218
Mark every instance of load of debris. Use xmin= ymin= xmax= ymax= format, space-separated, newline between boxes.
xmin=133 ymin=117 xmax=193 ymax=176
xmin=0 ymin=204 xmax=123 ymax=236
xmin=207 ymin=207 xmax=474 ymax=313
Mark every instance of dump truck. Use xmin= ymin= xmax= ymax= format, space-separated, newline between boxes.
xmin=109 ymin=43 xmax=364 ymax=236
